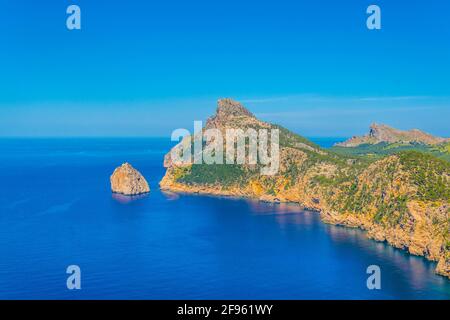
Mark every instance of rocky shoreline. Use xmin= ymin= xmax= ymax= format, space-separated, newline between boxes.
xmin=160 ymin=179 xmax=450 ymax=279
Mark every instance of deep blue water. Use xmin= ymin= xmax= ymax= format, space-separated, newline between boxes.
xmin=0 ymin=138 xmax=449 ymax=299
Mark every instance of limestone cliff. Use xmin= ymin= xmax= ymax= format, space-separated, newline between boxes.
xmin=111 ymin=163 xmax=150 ymax=195
xmin=160 ymin=99 xmax=450 ymax=279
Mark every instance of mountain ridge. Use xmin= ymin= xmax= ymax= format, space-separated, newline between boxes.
xmin=335 ymin=123 xmax=449 ymax=147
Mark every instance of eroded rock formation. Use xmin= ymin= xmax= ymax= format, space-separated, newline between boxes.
xmin=111 ymin=163 xmax=150 ymax=195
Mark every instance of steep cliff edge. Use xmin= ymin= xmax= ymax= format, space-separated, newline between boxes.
xmin=160 ymin=99 xmax=450 ymax=278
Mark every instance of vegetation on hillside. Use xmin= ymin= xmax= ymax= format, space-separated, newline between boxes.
xmin=331 ymin=141 xmax=450 ymax=162
xmin=398 ymin=151 xmax=450 ymax=202
xmin=176 ymin=164 xmax=249 ymax=187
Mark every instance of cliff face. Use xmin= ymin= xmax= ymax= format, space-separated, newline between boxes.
xmin=335 ymin=123 xmax=450 ymax=147
xmin=160 ymin=99 xmax=450 ymax=279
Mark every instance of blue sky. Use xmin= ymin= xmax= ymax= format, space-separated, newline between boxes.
xmin=0 ymin=0 xmax=449 ymax=137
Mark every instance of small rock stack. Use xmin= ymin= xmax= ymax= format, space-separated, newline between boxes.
xmin=110 ymin=163 xmax=150 ymax=195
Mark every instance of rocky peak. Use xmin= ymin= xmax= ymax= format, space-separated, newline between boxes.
xmin=369 ymin=123 xmax=386 ymax=136
xmin=206 ymin=98 xmax=256 ymax=129
xmin=368 ymin=123 xmax=398 ymax=141
xmin=216 ymin=98 xmax=254 ymax=118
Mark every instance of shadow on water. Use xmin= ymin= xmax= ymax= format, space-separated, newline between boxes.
xmin=198 ymin=194 xmax=450 ymax=298
xmin=324 ymin=223 xmax=449 ymax=296
xmin=111 ymin=193 xmax=149 ymax=204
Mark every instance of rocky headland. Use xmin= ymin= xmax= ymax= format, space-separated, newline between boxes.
xmin=335 ymin=123 xmax=450 ymax=147
xmin=160 ymin=98 xmax=450 ymax=279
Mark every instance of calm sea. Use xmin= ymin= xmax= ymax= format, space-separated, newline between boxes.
xmin=0 ymin=138 xmax=449 ymax=299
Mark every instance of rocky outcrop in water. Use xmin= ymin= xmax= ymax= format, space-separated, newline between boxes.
xmin=110 ymin=163 xmax=150 ymax=195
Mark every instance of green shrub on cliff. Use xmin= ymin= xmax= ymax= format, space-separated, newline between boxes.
xmin=177 ymin=164 xmax=247 ymax=187
xmin=399 ymin=151 xmax=450 ymax=201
